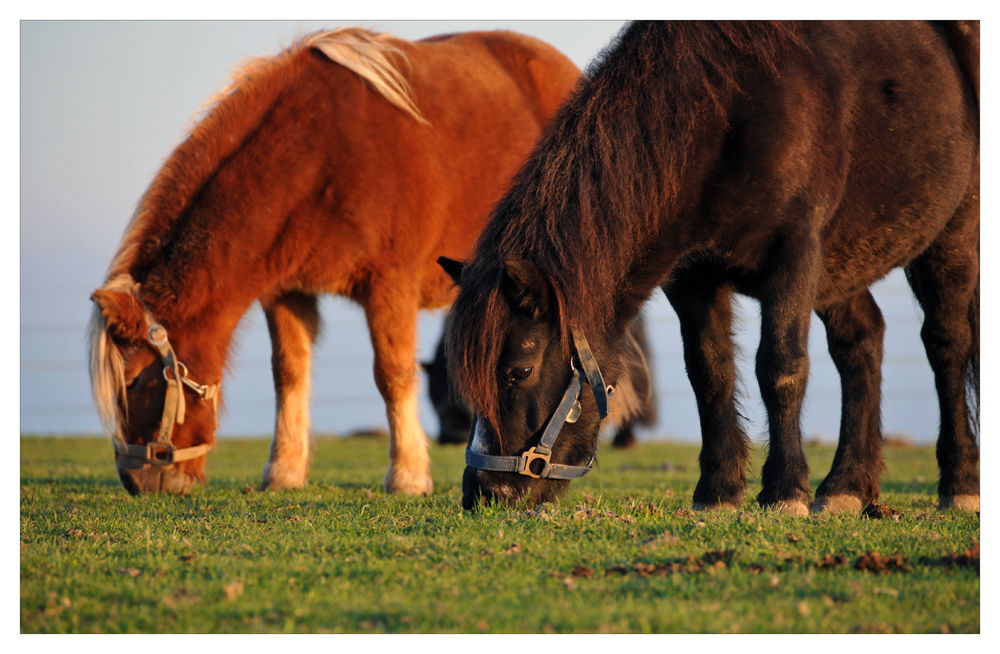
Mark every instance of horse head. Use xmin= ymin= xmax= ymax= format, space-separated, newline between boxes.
xmin=441 ymin=257 xmax=639 ymax=510
xmin=88 ymin=274 xmax=219 ymax=494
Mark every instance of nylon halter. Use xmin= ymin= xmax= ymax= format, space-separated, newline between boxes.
xmin=112 ymin=314 xmax=218 ymax=466
xmin=464 ymin=327 xmax=614 ymax=480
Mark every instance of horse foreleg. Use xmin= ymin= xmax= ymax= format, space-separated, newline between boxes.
xmin=755 ymin=238 xmax=820 ymax=517
xmin=813 ymin=290 xmax=886 ymax=514
xmin=666 ymin=276 xmax=749 ymax=510
xmin=261 ymin=292 xmax=320 ymax=490
xmin=364 ymin=282 xmax=433 ymax=496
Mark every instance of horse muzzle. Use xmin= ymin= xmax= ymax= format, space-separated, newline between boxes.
xmin=461 ymin=466 xmax=563 ymax=510
xmin=117 ymin=461 xmax=197 ymax=495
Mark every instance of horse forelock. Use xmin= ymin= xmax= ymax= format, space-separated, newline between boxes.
xmin=448 ymin=264 xmax=572 ymax=443
xmin=447 ymin=277 xmax=509 ymax=440
xmin=87 ymin=275 xmax=141 ymax=442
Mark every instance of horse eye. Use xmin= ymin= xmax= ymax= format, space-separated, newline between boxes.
xmin=509 ymin=367 xmax=533 ymax=382
xmin=125 ymin=372 xmax=142 ymax=392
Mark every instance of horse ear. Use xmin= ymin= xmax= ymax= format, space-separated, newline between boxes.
xmin=437 ymin=257 xmax=466 ymax=286
xmin=91 ymin=288 xmax=147 ymax=342
xmin=502 ymin=259 xmax=553 ymax=319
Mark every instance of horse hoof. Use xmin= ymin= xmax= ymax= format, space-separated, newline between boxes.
xmin=769 ymin=500 xmax=809 ymax=517
xmin=261 ymin=463 xmax=308 ymax=490
xmin=812 ymin=495 xmax=863 ymax=515
xmin=383 ymin=466 xmax=434 ymax=496
xmin=939 ymin=495 xmax=979 ymax=511
xmin=260 ymin=477 xmax=307 ymax=491
xmin=691 ymin=500 xmax=739 ymax=511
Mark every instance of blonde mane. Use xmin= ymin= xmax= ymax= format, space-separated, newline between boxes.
xmin=88 ymin=274 xmax=142 ymax=441
xmin=307 ymin=28 xmax=429 ymax=126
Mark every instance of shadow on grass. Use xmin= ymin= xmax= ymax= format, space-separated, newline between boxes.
xmin=20 ymin=475 xmax=123 ymax=491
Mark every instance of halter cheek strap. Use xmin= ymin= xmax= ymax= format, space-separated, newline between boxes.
xmin=113 ymin=318 xmax=218 ymax=467
xmin=571 ymin=327 xmax=613 ymax=419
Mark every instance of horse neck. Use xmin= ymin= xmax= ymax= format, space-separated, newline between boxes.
xmin=492 ymin=37 xmax=740 ymax=339
xmin=124 ymin=58 xmax=343 ymax=370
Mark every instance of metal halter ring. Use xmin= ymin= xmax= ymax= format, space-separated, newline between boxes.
xmin=163 ymin=361 xmax=212 ymax=399
xmin=148 ymin=323 xmax=168 ymax=347
xmin=163 ymin=360 xmax=189 ymax=383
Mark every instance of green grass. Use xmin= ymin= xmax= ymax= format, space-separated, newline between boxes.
xmin=20 ymin=435 xmax=979 ymax=633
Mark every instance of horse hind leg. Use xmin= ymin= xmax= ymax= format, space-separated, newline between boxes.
xmin=364 ymin=278 xmax=433 ymax=495
xmin=261 ymin=292 xmax=321 ymax=490
xmin=906 ymin=218 xmax=979 ymax=511
xmin=813 ymin=290 xmax=886 ymax=515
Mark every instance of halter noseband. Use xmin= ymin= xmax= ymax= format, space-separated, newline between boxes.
xmin=464 ymin=327 xmax=614 ymax=480
xmin=112 ymin=314 xmax=218 ymax=466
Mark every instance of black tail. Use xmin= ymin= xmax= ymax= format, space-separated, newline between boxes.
xmin=967 ymin=274 xmax=979 ymax=435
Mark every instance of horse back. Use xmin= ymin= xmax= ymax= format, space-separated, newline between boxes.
xmin=273 ymin=30 xmax=579 ymax=306
xmin=810 ymin=21 xmax=978 ymax=294
xmin=690 ymin=21 xmax=979 ymax=304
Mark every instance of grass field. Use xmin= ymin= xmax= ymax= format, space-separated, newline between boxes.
xmin=20 ymin=435 xmax=979 ymax=634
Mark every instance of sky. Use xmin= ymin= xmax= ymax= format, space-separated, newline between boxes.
xmin=19 ymin=18 xmax=964 ymax=446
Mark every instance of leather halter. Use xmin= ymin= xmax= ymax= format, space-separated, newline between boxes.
xmin=112 ymin=314 xmax=218 ymax=466
xmin=464 ymin=327 xmax=614 ymax=480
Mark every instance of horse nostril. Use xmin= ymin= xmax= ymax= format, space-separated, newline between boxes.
xmin=118 ymin=469 xmax=142 ymax=496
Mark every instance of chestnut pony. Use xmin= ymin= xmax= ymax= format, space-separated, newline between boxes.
xmin=88 ymin=28 xmax=580 ymax=495
xmin=444 ymin=21 xmax=979 ymax=514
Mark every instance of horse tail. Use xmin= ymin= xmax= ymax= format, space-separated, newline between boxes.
xmin=967 ymin=273 xmax=979 ymax=435
xmin=937 ymin=20 xmax=979 ymax=108
xmin=308 ymin=28 xmax=430 ymax=125
xmin=630 ymin=317 xmax=658 ymax=428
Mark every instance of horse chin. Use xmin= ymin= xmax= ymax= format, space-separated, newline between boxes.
xmin=117 ymin=464 xmax=198 ymax=495
xmin=461 ymin=467 xmax=563 ymax=510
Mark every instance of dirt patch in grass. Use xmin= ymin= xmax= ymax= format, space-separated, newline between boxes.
xmin=601 ymin=549 xmax=738 ymax=577
xmin=816 ymin=553 xmax=851 ymax=569
xmin=854 ymin=551 xmax=910 ymax=574
xmin=919 ymin=543 xmax=980 ymax=574
xmin=586 ymin=546 xmax=978 ymax=579
xmin=862 ymin=502 xmax=901 ymax=520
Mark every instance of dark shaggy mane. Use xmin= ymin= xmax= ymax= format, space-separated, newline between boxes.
xmin=448 ymin=21 xmax=802 ymax=434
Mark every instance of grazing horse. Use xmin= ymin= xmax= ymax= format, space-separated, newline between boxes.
xmin=87 ymin=28 xmax=581 ymax=495
xmin=423 ymin=315 xmax=657 ymax=447
xmin=442 ymin=21 xmax=979 ymax=514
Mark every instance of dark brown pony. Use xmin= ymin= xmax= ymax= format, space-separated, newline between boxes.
xmin=444 ymin=21 xmax=979 ymax=514
xmin=88 ymin=28 xmax=581 ymax=495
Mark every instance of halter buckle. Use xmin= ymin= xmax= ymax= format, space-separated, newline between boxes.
xmin=144 ymin=441 xmax=177 ymax=466
xmin=519 ymin=447 xmax=551 ymax=479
